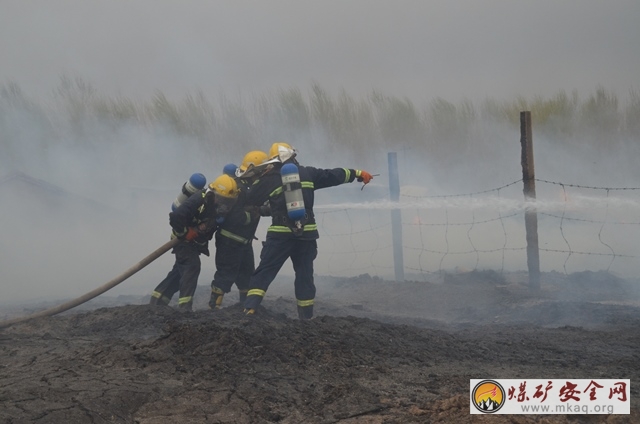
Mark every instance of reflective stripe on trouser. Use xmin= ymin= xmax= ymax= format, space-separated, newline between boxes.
xmin=243 ymin=237 xmax=318 ymax=310
xmin=151 ymin=243 xmax=201 ymax=308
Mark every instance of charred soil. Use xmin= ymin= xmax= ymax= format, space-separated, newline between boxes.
xmin=1 ymin=270 xmax=639 ymax=423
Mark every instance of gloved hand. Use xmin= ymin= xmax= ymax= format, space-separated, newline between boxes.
xmin=356 ymin=170 xmax=373 ymax=184
xmin=259 ymin=203 xmax=271 ymax=217
xmin=185 ymin=227 xmax=199 ymax=241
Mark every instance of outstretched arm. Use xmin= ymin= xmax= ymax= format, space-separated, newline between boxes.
xmin=310 ymin=167 xmax=374 ymax=190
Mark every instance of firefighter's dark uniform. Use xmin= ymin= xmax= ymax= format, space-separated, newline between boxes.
xmin=209 ymin=183 xmax=262 ymax=309
xmin=243 ymin=164 xmax=362 ymax=319
xmin=150 ymin=189 xmax=217 ymax=311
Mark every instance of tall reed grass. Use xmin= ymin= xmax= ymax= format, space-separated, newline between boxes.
xmin=1 ymin=77 xmax=638 ymax=180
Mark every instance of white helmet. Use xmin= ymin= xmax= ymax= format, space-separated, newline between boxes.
xmin=263 ymin=142 xmax=297 ymax=165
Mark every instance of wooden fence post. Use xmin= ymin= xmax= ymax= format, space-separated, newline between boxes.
xmin=520 ymin=111 xmax=541 ymax=290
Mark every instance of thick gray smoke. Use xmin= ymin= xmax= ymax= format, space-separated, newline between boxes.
xmin=3 ymin=84 xmax=640 ymax=307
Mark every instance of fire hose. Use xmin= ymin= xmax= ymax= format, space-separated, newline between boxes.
xmin=0 ymin=238 xmax=180 ymax=329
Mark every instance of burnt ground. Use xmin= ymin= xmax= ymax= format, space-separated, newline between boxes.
xmin=1 ymin=270 xmax=639 ymax=423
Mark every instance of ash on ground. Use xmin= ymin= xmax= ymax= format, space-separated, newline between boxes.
xmin=1 ymin=270 xmax=638 ymax=423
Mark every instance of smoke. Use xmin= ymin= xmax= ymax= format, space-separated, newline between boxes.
xmin=2 ymin=80 xmax=640 ymax=309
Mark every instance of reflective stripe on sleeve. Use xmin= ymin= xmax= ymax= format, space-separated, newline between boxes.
xmin=344 ymin=168 xmax=353 ymax=183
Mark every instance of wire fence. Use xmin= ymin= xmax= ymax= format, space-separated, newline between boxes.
xmin=310 ymin=178 xmax=640 ymax=281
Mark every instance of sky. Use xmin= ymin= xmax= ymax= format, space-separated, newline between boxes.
xmin=1 ymin=0 xmax=639 ymax=104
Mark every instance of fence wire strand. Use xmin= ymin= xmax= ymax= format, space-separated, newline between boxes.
xmin=313 ymin=178 xmax=640 ymax=281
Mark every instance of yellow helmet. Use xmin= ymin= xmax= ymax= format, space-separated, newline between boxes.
xmin=239 ymin=150 xmax=268 ymax=172
xmin=208 ymin=174 xmax=239 ymax=198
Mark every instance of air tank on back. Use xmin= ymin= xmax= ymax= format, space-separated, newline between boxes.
xmin=172 ymin=173 xmax=207 ymax=212
xmin=280 ymin=163 xmax=305 ymax=221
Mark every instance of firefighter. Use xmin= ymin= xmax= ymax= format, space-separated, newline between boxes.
xmin=208 ymin=151 xmax=270 ymax=309
xmin=242 ymin=142 xmax=373 ymax=319
xmin=150 ymin=174 xmax=240 ymax=311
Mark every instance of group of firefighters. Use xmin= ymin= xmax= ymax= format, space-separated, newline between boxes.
xmin=149 ymin=142 xmax=374 ymax=320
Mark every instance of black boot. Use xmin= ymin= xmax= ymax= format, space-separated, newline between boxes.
xmin=149 ymin=292 xmax=170 ymax=306
xmin=244 ymin=294 xmax=263 ymax=316
xmin=177 ymin=301 xmax=193 ymax=312
xmin=209 ymin=286 xmax=225 ymax=310
xmin=297 ymin=305 xmax=314 ymax=320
